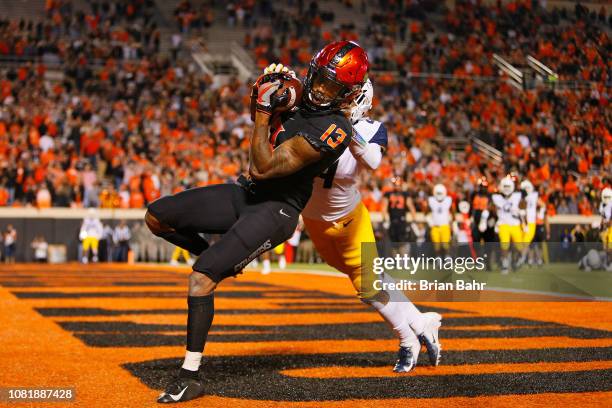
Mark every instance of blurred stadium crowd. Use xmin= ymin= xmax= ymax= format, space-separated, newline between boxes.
xmin=0 ymin=0 xmax=609 ymax=219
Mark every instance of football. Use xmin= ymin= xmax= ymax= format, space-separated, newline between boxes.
xmin=250 ymin=74 xmax=303 ymax=120
xmin=274 ymin=75 xmax=303 ymax=113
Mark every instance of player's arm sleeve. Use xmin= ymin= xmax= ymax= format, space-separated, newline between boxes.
xmin=349 ymin=123 xmax=387 ymax=169
xmin=349 ymin=134 xmax=383 ymax=170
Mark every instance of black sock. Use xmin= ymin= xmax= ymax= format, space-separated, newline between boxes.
xmin=161 ymin=230 xmax=209 ymax=256
xmin=186 ymin=294 xmax=215 ymax=353
xmin=179 ymin=367 xmax=200 ymax=380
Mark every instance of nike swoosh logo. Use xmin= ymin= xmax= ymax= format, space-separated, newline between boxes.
xmin=168 ymin=386 xmax=188 ymax=401
xmin=279 ymin=209 xmax=291 ymax=218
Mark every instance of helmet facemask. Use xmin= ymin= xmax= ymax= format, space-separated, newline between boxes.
xmin=304 ymin=64 xmax=359 ymax=110
xmin=349 ymin=79 xmax=373 ymax=123
xmin=499 ymin=177 xmax=515 ymax=196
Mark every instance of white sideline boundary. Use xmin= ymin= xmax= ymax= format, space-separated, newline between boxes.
xmin=134 ymin=262 xmax=611 ymax=301
xmin=247 ymin=267 xmax=611 ymax=301
xmin=484 ymin=286 xmax=612 ymax=302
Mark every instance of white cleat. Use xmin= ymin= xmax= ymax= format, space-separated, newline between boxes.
xmin=417 ymin=312 xmax=442 ymax=366
xmin=393 ymin=339 xmax=420 ymax=373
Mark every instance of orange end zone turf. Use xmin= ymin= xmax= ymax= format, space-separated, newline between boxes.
xmin=0 ymin=263 xmax=611 ymax=407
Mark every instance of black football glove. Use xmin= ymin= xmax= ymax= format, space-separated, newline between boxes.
xmin=251 ymin=73 xmax=291 ymax=116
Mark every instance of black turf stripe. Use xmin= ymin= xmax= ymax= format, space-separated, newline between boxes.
xmin=124 ymin=355 xmax=612 ymax=400
xmin=65 ymin=320 xmax=612 ymax=346
xmin=35 ymin=304 xmax=456 ymax=317
xmin=35 ymin=307 xmax=378 ymax=316
xmin=14 ymin=290 xmax=353 ymax=299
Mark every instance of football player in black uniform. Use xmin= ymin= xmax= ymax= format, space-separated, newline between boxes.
xmin=145 ymin=41 xmax=369 ymax=403
xmin=382 ymin=176 xmax=416 ymax=253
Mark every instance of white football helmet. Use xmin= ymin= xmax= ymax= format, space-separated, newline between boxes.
xmin=499 ymin=176 xmax=515 ymax=196
xmin=520 ymin=180 xmax=534 ymax=194
xmin=586 ymin=249 xmax=603 ymax=270
xmin=433 ymin=184 xmax=447 ymax=201
xmin=458 ymin=200 xmax=470 ymax=214
xmin=602 ymin=187 xmax=612 ymax=205
xmin=349 ymin=79 xmax=373 ymax=124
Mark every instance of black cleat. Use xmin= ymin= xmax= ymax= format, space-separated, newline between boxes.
xmin=157 ymin=376 xmax=205 ymax=403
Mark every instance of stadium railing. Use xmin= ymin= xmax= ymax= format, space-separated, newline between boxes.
xmin=470 ymin=133 xmax=503 ymax=165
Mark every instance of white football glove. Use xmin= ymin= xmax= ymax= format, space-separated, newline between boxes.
xmin=478 ymin=219 xmax=487 ymax=233
xmin=263 ymin=63 xmax=296 ymax=78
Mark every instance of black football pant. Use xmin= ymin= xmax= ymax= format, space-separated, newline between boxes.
xmin=147 ymin=183 xmax=299 ymax=282
xmin=389 ymin=220 xmax=407 ymax=242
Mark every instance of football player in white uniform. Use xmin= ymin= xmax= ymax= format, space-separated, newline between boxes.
xmin=300 ymin=75 xmax=441 ymax=372
xmin=259 ymin=64 xmax=442 ymax=372
xmin=426 ymin=184 xmax=452 ymax=252
xmin=490 ymin=176 xmax=524 ymax=273
xmin=79 ymin=208 xmax=104 ymax=264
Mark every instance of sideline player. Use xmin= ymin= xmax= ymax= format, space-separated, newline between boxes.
xmin=518 ymin=180 xmax=547 ymax=266
xmin=79 ymin=208 xmax=103 ymax=264
xmin=300 ymin=78 xmax=441 ymax=373
xmin=427 ymin=184 xmax=452 ymax=253
xmin=600 ymin=187 xmax=612 ymax=270
xmin=146 ymin=41 xmax=364 ymax=403
xmin=490 ymin=176 xmax=523 ymax=273
xmin=382 ymin=176 xmax=417 ymax=255
xmin=453 ymin=200 xmax=475 ymax=258
xmin=471 ymin=177 xmax=490 ymax=244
